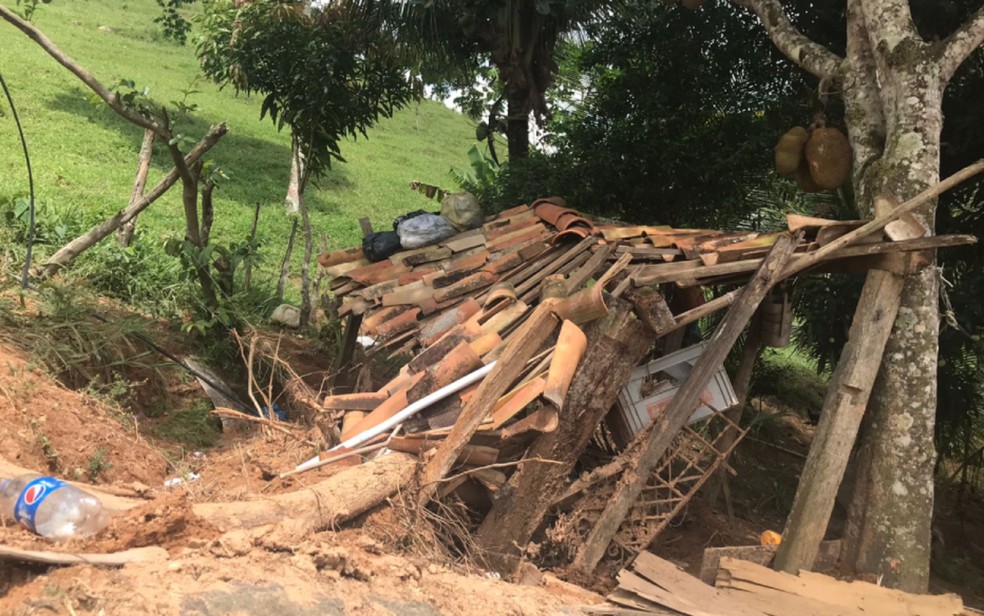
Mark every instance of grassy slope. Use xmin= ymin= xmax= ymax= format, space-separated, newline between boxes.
xmin=0 ymin=0 xmax=474 ymax=275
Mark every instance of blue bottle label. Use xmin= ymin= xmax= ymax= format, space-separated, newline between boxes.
xmin=14 ymin=477 xmax=67 ymax=532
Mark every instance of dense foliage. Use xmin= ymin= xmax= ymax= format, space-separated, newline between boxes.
xmin=197 ymin=0 xmax=416 ymax=179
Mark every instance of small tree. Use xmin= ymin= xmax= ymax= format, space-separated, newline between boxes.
xmin=197 ymin=0 xmax=416 ymax=324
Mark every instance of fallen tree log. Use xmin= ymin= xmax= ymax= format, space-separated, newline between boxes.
xmin=475 ymin=297 xmax=655 ymax=577
xmin=192 ymin=452 xmax=416 ymax=533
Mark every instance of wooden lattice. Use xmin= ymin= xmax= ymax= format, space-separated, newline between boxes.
xmin=550 ymin=410 xmax=748 ymax=571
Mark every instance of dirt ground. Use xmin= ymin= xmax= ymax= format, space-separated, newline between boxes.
xmin=0 ymin=330 xmax=981 ymax=614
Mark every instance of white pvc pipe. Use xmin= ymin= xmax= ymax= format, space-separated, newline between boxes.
xmin=291 ymin=361 xmax=497 ymax=474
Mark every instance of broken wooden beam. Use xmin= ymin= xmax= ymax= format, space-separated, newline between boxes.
xmin=474 ymin=297 xmax=655 ymax=577
xmin=773 ymin=268 xmax=904 ymax=574
xmin=569 ymin=233 xmax=801 ymax=576
xmin=631 ymin=234 xmax=976 ymax=286
xmin=416 ymin=302 xmax=560 ymax=504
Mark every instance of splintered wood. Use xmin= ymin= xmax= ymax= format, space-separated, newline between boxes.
xmin=588 ymin=552 xmax=964 ymax=616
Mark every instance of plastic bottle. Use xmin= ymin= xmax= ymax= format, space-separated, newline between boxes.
xmin=0 ymin=474 xmax=108 ymax=539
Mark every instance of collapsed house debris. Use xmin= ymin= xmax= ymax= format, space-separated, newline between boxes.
xmin=291 ymin=173 xmax=978 ymax=591
xmin=3 ymin=166 xmax=979 ymax=613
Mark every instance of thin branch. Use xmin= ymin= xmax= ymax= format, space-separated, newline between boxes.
xmin=730 ymin=0 xmax=844 ymax=79
xmin=0 ymin=4 xmax=166 ymax=138
xmin=41 ymin=124 xmax=228 ymax=276
xmin=941 ymin=5 xmax=984 ymax=84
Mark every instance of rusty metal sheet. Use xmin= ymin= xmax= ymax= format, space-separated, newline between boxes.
xmin=543 ymin=320 xmax=588 ymax=410
xmin=433 ymin=271 xmax=497 ymax=303
xmin=490 ymin=377 xmax=546 ymax=429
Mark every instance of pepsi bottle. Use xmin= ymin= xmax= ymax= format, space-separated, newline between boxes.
xmin=0 ymin=474 xmax=108 ymax=539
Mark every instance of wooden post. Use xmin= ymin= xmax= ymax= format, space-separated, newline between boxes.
xmin=569 ymin=233 xmax=800 ymax=576
xmin=773 ymin=268 xmax=904 ymax=573
xmin=474 ymin=298 xmax=654 ymax=576
xmin=416 ymin=303 xmax=560 ymax=504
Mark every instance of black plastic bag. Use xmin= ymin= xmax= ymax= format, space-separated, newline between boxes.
xmin=362 ymin=231 xmax=402 ymax=262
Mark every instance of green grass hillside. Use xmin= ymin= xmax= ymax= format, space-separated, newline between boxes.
xmin=0 ymin=0 xmax=475 ymax=291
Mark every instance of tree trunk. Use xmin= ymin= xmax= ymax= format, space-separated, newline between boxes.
xmin=192 ymin=453 xmax=416 ymax=534
xmin=277 ymin=218 xmax=299 ymax=301
xmin=285 ymin=138 xmax=304 ymax=215
xmin=839 ymin=19 xmax=944 ymax=590
xmin=505 ymin=88 xmax=530 ymax=160
xmin=117 ymin=129 xmax=155 ymax=247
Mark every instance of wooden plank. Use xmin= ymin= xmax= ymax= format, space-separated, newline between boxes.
xmin=570 ymin=233 xmax=801 ymax=576
xmin=632 ymin=552 xmax=766 ymax=616
xmin=632 ymin=235 xmax=976 ymax=286
xmin=698 ymin=541 xmax=841 ymax=584
xmin=773 ymin=269 xmax=904 ymax=574
xmin=717 ymin=557 xmax=963 ymax=616
xmin=416 ymin=303 xmax=560 ymax=504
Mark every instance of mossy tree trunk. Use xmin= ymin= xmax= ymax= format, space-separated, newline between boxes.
xmin=732 ymin=0 xmax=984 ymax=592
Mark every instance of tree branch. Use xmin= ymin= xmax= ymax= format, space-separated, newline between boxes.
xmin=941 ymin=5 xmax=984 ymax=84
xmin=859 ymin=0 xmax=926 ymax=71
xmin=730 ymin=0 xmax=844 ymax=79
xmin=843 ymin=0 xmax=887 ymax=201
xmin=41 ymin=124 xmax=228 ymax=276
xmin=0 ymin=4 xmax=167 ymax=139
